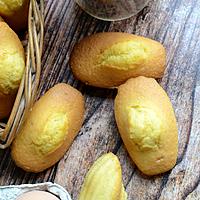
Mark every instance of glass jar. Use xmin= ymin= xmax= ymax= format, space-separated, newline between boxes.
xmin=75 ymin=0 xmax=150 ymax=21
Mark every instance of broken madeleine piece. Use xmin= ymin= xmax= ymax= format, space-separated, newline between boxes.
xmin=114 ymin=77 xmax=178 ymax=175
xmin=70 ymin=32 xmax=166 ymax=88
xmin=79 ymin=153 xmax=127 ymax=200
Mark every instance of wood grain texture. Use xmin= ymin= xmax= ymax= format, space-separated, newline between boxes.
xmin=0 ymin=0 xmax=200 ymax=199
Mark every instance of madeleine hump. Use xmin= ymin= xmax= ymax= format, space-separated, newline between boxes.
xmin=114 ymin=77 xmax=178 ymax=175
xmin=70 ymin=32 xmax=166 ymax=88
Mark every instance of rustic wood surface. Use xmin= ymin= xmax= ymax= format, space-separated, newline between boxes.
xmin=0 ymin=0 xmax=200 ymax=199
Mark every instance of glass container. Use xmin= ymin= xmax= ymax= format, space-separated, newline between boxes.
xmin=75 ymin=0 xmax=150 ymax=21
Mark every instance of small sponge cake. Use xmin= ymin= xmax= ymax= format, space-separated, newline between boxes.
xmin=0 ymin=22 xmax=25 ymax=119
xmin=70 ymin=32 xmax=166 ymax=88
xmin=114 ymin=77 xmax=178 ymax=175
xmin=11 ymin=83 xmax=85 ymax=172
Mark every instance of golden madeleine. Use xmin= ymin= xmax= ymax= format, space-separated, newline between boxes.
xmin=11 ymin=83 xmax=85 ymax=173
xmin=0 ymin=0 xmax=29 ymax=31
xmin=0 ymin=22 xmax=25 ymax=119
xmin=70 ymin=32 xmax=166 ymax=88
xmin=79 ymin=153 xmax=127 ymax=200
xmin=114 ymin=77 xmax=178 ymax=175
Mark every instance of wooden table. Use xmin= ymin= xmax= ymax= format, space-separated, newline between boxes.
xmin=1 ymin=0 xmax=200 ymax=199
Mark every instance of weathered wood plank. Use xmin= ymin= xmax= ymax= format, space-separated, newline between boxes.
xmin=0 ymin=0 xmax=200 ymax=200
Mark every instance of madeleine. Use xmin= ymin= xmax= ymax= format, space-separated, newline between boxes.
xmin=114 ymin=77 xmax=178 ymax=175
xmin=70 ymin=32 xmax=166 ymax=88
